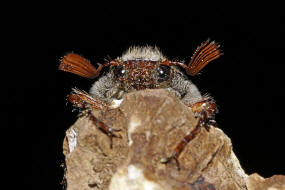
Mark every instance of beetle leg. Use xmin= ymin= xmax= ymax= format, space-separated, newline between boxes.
xmin=68 ymin=88 xmax=108 ymax=110
xmin=161 ymin=99 xmax=218 ymax=170
xmin=88 ymin=113 xmax=122 ymax=149
xmin=68 ymin=88 xmax=121 ymax=148
xmin=160 ymin=111 xmax=206 ymax=170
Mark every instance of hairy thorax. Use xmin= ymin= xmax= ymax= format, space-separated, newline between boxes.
xmin=89 ymin=47 xmax=203 ymax=105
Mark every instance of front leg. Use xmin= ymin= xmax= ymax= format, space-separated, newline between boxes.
xmin=189 ymin=98 xmax=218 ymax=129
xmin=68 ymin=88 xmax=122 ymax=148
xmin=160 ymin=99 xmax=218 ymax=170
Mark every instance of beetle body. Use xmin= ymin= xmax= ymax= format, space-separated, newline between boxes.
xmin=59 ymin=40 xmax=222 ymax=169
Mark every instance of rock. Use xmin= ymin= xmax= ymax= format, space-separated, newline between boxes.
xmin=63 ymin=107 xmax=128 ymax=190
xmin=62 ymin=89 xmax=285 ymax=190
xmin=246 ymin=173 xmax=285 ymax=190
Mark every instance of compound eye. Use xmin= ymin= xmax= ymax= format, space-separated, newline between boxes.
xmin=113 ymin=65 xmax=126 ymax=78
xmin=157 ymin=65 xmax=170 ymax=82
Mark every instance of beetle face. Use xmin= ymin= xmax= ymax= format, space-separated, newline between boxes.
xmin=59 ymin=41 xmax=222 ymax=102
xmin=112 ymin=60 xmax=172 ymax=91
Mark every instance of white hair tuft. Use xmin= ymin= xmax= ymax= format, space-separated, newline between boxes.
xmin=119 ymin=46 xmax=166 ymax=61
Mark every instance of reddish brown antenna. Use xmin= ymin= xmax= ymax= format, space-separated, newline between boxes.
xmin=59 ymin=53 xmax=103 ymax=79
xmin=187 ymin=40 xmax=222 ymax=76
xmin=166 ymin=40 xmax=222 ymax=76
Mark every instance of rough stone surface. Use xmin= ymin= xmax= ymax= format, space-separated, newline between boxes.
xmin=246 ymin=173 xmax=285 ymax=190
xmin=62 ymin=89 xmax=285 ymax=190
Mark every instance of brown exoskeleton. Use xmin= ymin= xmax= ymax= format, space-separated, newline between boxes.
xmin=59 ymin=40 xmax=222 ymax=170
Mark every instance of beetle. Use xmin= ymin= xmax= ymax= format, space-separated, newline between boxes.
xmin=59 ymin=39 xmax=222 ymax=169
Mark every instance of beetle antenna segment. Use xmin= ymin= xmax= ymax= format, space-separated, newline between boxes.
xmin=187 ymin=40 xmax=222 ymax=76
xmin=59 ymin=53 xmax=103 ymax=79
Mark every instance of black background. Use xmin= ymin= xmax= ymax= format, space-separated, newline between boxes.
xmin=6 ymin=5 xmax=284 ymax=190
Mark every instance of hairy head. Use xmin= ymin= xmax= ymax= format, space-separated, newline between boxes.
xmin=59 ymin=40 xmax=222 ymax=99
xmin=110 ymin=46 xmax=172 ymax=90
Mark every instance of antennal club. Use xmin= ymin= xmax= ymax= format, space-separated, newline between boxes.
xmin=187 ymin=40 xmax=222 ymax=75
xmin=167 ymin=40 xmax=222 ymax=76
xmin=59 ymin=53 xmax=103 ymax=79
